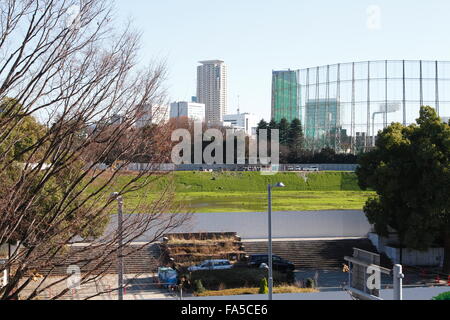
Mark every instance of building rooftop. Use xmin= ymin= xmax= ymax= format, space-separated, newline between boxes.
xmin=199 ymin=60 xmax=225 ymax=65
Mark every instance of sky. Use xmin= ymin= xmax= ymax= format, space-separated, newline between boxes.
xmin=114 ymin=0 xmax=450 ymax=121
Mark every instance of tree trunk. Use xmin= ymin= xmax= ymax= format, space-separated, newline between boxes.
xmin=400 ymin=247 xmax=403 ymax=265
xmin=444 ymin=229 xmax=450 ymax=275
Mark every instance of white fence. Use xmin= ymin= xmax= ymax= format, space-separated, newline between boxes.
xmin=91 ymin=163 xmax=358 ymax=172
xmin=92 ymin=163 xmax=176 ymax=171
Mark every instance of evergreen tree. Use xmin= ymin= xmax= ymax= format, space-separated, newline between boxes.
xmin=267 ymin=119 xmax=279 ymax=142
xmin=278 ymin=118 xmax=290 ymax=145
xmin=287 ymin=118 xmax=304 ymax=146
xmin=256 ymin=119 xmax=269 ymax=136
xmin=357 ymin=106 xmax=450 ymax=272
xmin=287 ymin=118 xmax=304 ymax=163
xmin=268 ymin=119 xmax=278 ymax=131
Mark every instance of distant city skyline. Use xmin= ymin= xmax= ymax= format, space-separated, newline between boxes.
xmin=115 ymin=0 xmax=450 ymax=121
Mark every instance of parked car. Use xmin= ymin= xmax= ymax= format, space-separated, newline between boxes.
xmin=188 ymin=259 xmax=233 ymax=272
xmin=248 ymin=254 xmax=295 ymax=272
xmin=303 ymin=166 xmax=320 ymax=172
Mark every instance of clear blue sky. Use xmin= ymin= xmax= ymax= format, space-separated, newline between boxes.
xmin=115 ymin=0 xmax=450 ymax=120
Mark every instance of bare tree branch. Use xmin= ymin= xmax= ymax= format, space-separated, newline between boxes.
xmin=0 ymin=0 xmax=188 ymax=300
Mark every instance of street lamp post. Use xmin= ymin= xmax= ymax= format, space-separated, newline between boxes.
xmin=111 ymin=193 xmax=124 ymax=301
xmin=267 ymin=182 xmax=285 ymax=301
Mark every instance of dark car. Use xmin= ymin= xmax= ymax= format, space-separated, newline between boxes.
xmin=248 ymin=254 xmax=295 ymax=272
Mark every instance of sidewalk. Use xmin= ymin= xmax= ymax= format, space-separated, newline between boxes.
xmin=19 ymin=274 xmax=179 ymax=300
xmin=242 ymin=237 xmax=367 ymax=242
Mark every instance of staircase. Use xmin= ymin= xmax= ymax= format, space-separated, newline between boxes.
xmin=243 ymin=238 xmax=392 ymax=270
xmin=32 ymin=244 xmax=162 ymax=276
xmin=122 ymin=244 xmax=161 ymax=274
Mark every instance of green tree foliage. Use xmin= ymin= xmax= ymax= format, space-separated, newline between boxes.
xmin=356 ymin=106 xmax=450 ymax=273
xmin=305 ymin=278 xmax=316 ymax=289
xmin=256 ymin=119 xmax=269 ymax=136
xmin=278 ymin=118 xmax=290 ymax=145
xmin=0 ymin=98 xmax=46 ymax=162
xmin=287 ymin=119 xmax=303 ymax=146
xmin=194 ymin=279 xmax=206 ymax=294
xmin=287 ymin=118 xmax=304 ymax=163
xmin=0 ymin=99 xmax=107 ymax=244
xmin=432 ymin=291 xmax=450 ymax=300
xmin=255 ymin=118 xmax=356 ymax=164
xmin=268 ymin=119 xmax=278 ymax=132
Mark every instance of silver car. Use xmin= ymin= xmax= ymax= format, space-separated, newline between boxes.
xmin=188 ymin=259 xmax=233 ymax=272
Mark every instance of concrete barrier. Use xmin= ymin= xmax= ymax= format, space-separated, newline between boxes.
xmin=368 ymin=233 xmax=444 ymax=267
xmin=99 ymin=210 xmax=372 ymax=242
xmin=174 ymin=210 xmax=371 ymax=240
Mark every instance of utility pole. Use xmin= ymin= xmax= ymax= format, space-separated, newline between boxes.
xmin=267 ymin=182 xmax=285 ymax=301
xmin=111 ymin=193 xmax=124 ymax=301
xmin=268 ymin=184 xmax=273 ymax=301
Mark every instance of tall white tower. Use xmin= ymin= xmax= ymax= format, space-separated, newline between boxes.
xmin=197 ymin=60 xmax=228 ymax=124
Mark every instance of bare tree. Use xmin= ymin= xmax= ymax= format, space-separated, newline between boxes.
xmin=0 ymin=0 xmax=188 ymax=300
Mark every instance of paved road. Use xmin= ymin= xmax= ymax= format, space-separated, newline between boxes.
xmin=295 ymin=269 xmax=392 ymax=288
xmin=186 ymin=286 xmax=450 ymax=301
xmin=96 ymin=210 xmax=371 ymax=242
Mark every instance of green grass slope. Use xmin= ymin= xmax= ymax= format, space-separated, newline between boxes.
xmin=89 ymin=172 xmax=373 ymax=213
xmin=171 ymin=171 xmax=361 ymax=192
xmin=97 ymin=171 xmax=362 ymax=193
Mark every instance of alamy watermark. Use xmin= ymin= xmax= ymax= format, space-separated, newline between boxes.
xmin=67 ymin=265 xmax=81 ymax=290
xmin=171 ymin=122 xmax=280 ymax=175
xmin=366 ymin=5 xmax=382 ymax=31
xmin=66 ymin=4 xmax=82 ymax=31
xmin=366 ymin=265 xmax=381 ymax=290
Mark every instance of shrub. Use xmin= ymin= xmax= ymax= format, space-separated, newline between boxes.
xmin=188 ymin=268 xmax=291 ymax=290
xmin=305 ymin=278 xmax=316 ymax=289
xmin=259 ymin=278 xmax=268 ymax=294
xmin=194 ymin=280 xmax=205 ymax=294
xmin=286 ymin=271 xmax=296 ymax=284
xmin=432 ymin=292 xmax=450 ymax=300
xmin=196 ymin=286 xmax=318 ymax=297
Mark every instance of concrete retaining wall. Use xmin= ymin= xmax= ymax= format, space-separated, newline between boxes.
xmin=174 ymin=210 xmax=371 ymax=240
xmin=100 ymin=211 xmax=372 ymax=242
xmin=369 ymin=233 xmax=444 ymax=267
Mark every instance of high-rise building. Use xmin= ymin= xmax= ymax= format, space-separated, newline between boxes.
xmin=197 ymin=60 xmax=228 ymax=124
xmin=271 ymin=70 xmax=301 ymax=123
xmin=305 ymin=98 xmax=341 ymax=149
xmin=305 ymin=99 xmax=340 ymax=137
xmin=135 ymin=104 xmax=170 ymax=128
xmin=170 ymin=101 xmax=206 ymax=122
xmin=223 ymin=112 xmax=259 ymax=136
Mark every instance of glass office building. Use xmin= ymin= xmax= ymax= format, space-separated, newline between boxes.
xmin=305 ymin=98 xmax=340 ymax=150
xmin=271 ymin=70 xmax=301 ymax=123
xmin=272 ymin=60 xmax=450 ymax=153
